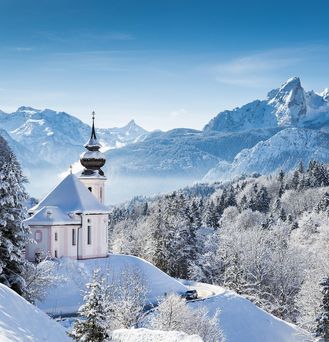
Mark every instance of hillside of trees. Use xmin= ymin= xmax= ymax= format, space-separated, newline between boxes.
xmin=109 ymin=160 xmax=329 ymax=336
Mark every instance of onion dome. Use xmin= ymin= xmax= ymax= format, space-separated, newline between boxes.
xmin=80 ymin=111 xmax=106 ymax=176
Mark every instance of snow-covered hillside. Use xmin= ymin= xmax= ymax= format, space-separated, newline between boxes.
xmin=38 ymin=254 xmax=188 ymax=315
xmin=0 ymin=283 xmax=72 ymax=342
xmin=188 ymin=282 xmax=309 ymax=342
xmin=36 ymin=255 xmax=310 ymax=342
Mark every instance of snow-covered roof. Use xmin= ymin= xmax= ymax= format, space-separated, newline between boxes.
xmin=24 ymin=206 xmax=81 ymax=226
xmin=29 ymin=173 xmax=109 ymax=216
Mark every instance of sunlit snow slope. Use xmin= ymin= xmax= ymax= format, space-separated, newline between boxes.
xmin=0 ymin=284 xmax=72 ymax=342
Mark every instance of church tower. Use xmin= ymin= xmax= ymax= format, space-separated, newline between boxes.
xmin=79 ymin=112 xmax=107 ymax=204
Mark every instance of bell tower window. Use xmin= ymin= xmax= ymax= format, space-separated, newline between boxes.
xmin=72 ymin=229 xmax=76 ymax=246
xmin=88 ymin=187 xmax=92 ymax=192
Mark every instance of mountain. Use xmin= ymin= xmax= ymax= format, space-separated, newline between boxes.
xmin=0 ymin=106 xmax=149 ymax=200
xmin=0 ymin=106 xmax=148 ymax=169
xmin=106 ymin=128 xmax=279 ymax=178
xmin=203 ymin=77 xmax=329 ymax=182
xmin=1 ymin=77 xmax=329 ymax=203
xmin=204 ymin=128 xmax=329 ymax=182
xmin=204 ymin=77 xmax=329 ymax=132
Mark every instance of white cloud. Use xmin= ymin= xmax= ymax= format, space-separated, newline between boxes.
xmin=169 ymin=108 xmax=188 ymax=117
xmin=14 ymin=47 xmax=33 ymax=52
xmin=212 ymin=45 xmax=328 ymax=87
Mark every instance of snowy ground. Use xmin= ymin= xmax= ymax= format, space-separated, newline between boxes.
xmin=0 ymin=255 xmax=312 ymax=342
xmin=40 ymin=255 xmax=311 ymax=342
xmin=110 ymin=328 xmax=202 ymax=342
xmin=0 ymin=284 xmax=72 ymax=342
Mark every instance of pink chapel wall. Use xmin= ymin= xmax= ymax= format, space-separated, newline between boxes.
xmin=26 ymin=214 xmax=108 ymax=261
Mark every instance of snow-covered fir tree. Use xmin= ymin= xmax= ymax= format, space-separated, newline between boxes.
xmin=316 ymin=277 xmax=329 ymax=341
xmin=0 ymin=135 xmax=29 ymax=296
xmin=70 ymin=269 xmax=108 ymax=342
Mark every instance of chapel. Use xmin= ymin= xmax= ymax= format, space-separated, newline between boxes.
xmin=24 ymin=113 xmax=109 ymax=261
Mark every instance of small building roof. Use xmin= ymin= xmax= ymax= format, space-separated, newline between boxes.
xmin=24 ymin=206 xmax=81 ymax=226
xmin=29 ymin=173 xmax=109 ymax=216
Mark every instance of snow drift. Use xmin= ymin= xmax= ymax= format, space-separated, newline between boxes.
xmin=110 ymin=328 xmax=202 ymax=342
xmin=0 ymin=283 xmax=72 ymax=342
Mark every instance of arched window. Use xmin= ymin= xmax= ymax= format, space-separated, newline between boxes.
xmin=54 ymin=250 xmax=58 ymax=258
xmin=55 ymin=232 xmax=58 ymax=241
xmin=35 ymin=230 xmax=43 ymax=243
xmin=88 ymin=187 xmax=92 ymax=192
xmin=100 ymin=187 xmax=103 ymax=202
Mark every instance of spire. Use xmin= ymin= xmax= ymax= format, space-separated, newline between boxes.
xmin=80 ymin=111 xmax=106 ymax=176
xmin=91 ymin=111 xmax=97 ymax=140
xmin=84 ymin=111 xmax=101 ymax=151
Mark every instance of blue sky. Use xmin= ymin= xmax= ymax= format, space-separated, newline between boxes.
xmin=0 ymin=0 xmax=329 ymax=130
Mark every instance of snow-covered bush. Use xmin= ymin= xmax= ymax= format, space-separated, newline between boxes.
xmin=105 ymin=266 xmax=148 ymax=331
xmin=22 ymin=259 xmax=65 ymax=304
xmin=147 ymin=293 xmax=224 ymax=342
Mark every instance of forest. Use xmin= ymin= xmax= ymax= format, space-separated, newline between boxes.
xmin=109 ymin=160 xmax=329 ymax=336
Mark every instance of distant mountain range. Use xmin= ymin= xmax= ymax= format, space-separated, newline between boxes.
xmin=0 ymin=106 xmax=148 ymax=169
xmin=1 ymin=77 xmax=329 ymax=203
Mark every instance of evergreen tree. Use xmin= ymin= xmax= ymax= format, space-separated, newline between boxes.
xmin=278 ymin=170 xmax=285 ymax=197
xmin=279 ymin=208 xmax=287 ymax=222
xmin=317 ymin=192 xmax=329 ymax=213
xmin=204 ymin=200 xmax=220 ymax=228
xmin=239 ymin=194 xmax=248 ymax=211
xmin=70 ymin=269 xmax=108 ymax=342
xmin=0 ymin=137 xmax=29 ymax=296
xmin=316 ymin=277 xmax=329 ymax=341
xmin=298 ymin=161 xmax=305 ymax=174
xmin=291 ymin=170 xmax=300 ymax=190
xmin=258 ymin=186 xmax=270 ymax=213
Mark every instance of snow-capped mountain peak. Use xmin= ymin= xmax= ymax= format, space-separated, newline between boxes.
xmin=268 ymin=76 xmax=306 ymax=126
xmin=16 ymin=106 xmax=41 ymax=114
xmin=321 ymin=88 xmax=329 ymax=101
xmin=0 ymin=106 xmax=149 ymax=173
xmin=204 ymin=77 xmax=329 ymax=133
